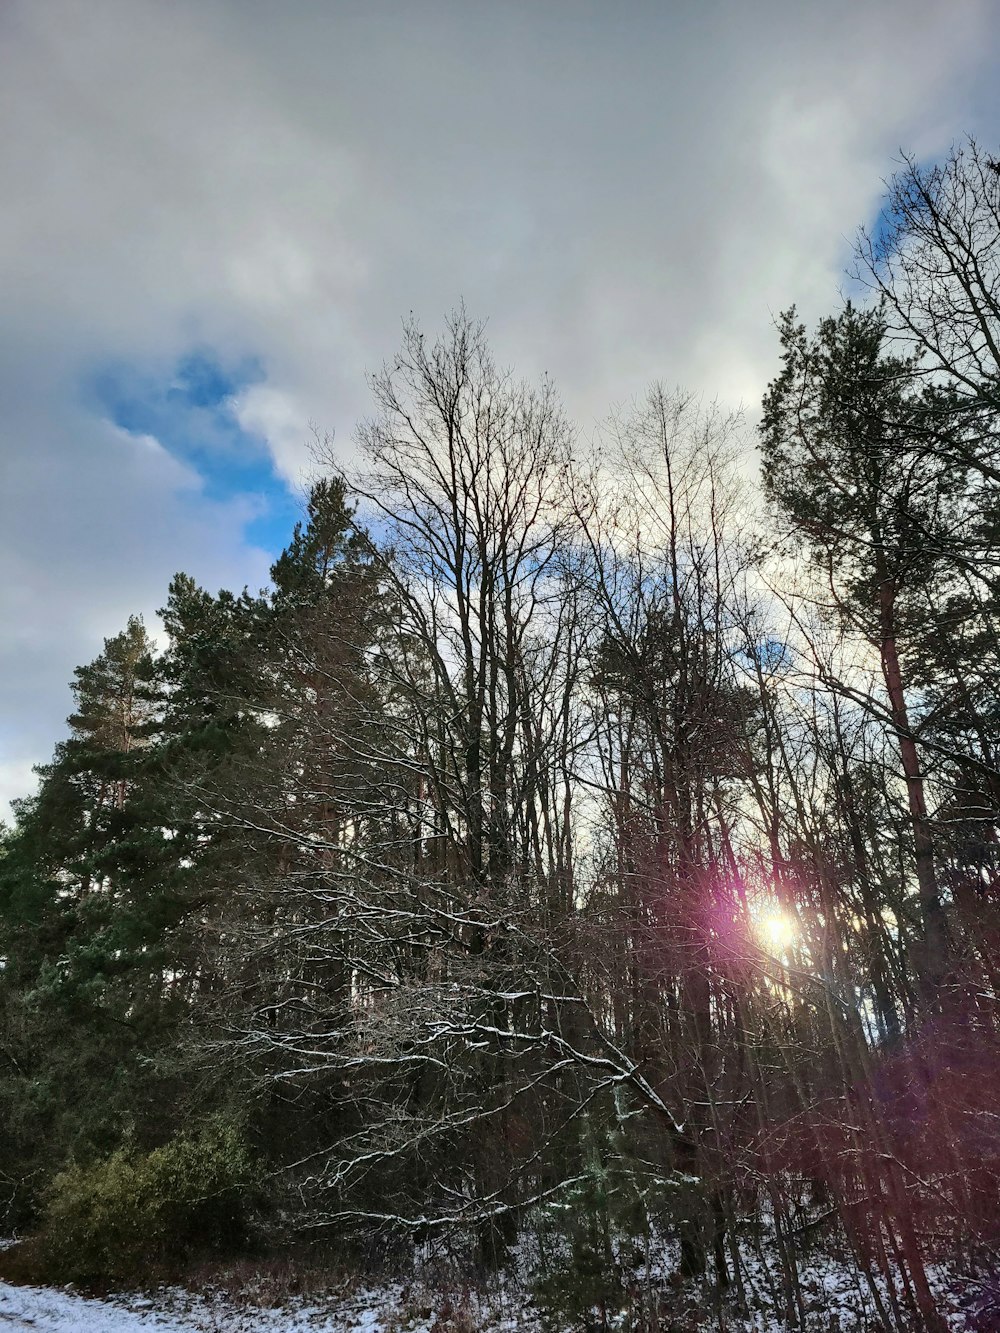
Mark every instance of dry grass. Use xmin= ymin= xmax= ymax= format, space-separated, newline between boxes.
xmin=177 ymin=1251 xmax=361 ymax=1308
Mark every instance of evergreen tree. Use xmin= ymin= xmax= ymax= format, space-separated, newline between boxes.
xmin=0 ymin=619 xmax=171 ymax=1223
xmin=760 ymin=304 xmax=972 ymax=1001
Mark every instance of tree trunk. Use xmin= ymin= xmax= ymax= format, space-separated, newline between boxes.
xmin=878 ymin=579 xmax=948 ymax=1002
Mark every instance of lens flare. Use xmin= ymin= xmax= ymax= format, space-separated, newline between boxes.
xmin=754 ymin=905 xmax=797 ymax=952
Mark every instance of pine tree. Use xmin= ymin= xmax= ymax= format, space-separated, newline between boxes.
xmin=760 ymin=304 xmax=971 ymax=1003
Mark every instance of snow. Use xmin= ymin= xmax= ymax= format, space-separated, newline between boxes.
xmin=0 ymin=1279 xmax=395 ymax=1331
xmin=0 ymin=1242 xmax=972 ymax=1331
xmin=0 ymin=1280 xmax=199 ymax=1332
xmin=0 ymin=1278 xmax=534 ymax=1333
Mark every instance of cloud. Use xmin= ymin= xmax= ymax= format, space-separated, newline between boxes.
xmin=1 ymin=0 xmax=998 ymax=816
xmin=230 ymin=384 xmax=315 ymax=490
xmin=0 ymin=378 xmax=274 ymax=816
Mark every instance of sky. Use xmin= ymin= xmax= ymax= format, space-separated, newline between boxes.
xmin=2 ymin=0 xmax=999 ymax=819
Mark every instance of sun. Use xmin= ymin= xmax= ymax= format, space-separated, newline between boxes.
xmin=753 ymin=905 xmax=797 ymax=952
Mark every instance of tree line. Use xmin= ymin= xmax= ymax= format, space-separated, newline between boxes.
xmin=2 ymin=139 xmax=1000 ymax=1329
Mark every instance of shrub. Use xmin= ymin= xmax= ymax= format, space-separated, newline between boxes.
xmin=531 ymin=1121 xmax=650 ymax=1333
xmin=40 ymin=1120 xmax=259 ymax=1282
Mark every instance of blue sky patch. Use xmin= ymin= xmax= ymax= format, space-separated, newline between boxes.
xmin=88 ymin=350 xmax=302 ymax=558
xmin=844 ymin=152 xmax=939 ymax=299
xmin=737 ymin=636 xmax=791 ymax=675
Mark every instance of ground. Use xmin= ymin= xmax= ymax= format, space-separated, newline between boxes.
xmin=0 ymin=1240 xmax=978 ymax=1331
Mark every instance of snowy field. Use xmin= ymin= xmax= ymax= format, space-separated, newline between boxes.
xmin=0 ymin=1278 xmax=536 ymax=1333
xmin=0 ymin=1271 xmax=975 ymax=1333
xmin=0 ymin=1240 xmax=978 ymax=1331
xmin=0 ymin=1279 xmax=381 ymax=1332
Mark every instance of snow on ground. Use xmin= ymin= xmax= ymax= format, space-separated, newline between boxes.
xmin=1 ymin=1280 xmax=201 ymax=1332
xmin=0 ymin=1279 xmax=377 ymax=1331
xmin=0 ymin=1246 xmax=973 ymax=1331
xmin=0 ymin=1278 xmax=535 ymax=1333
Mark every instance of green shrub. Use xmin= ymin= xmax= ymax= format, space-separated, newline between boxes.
xmin=531 ymin=1121 xmax=650 ymax=1333
xmin=40 ymin=1120 xmax=259 ymax=1282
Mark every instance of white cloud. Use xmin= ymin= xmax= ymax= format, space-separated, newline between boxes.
xmin=1 ymin=0 xmax=998 ymax=817
xmin=0 ymin=762 xmax=37 ymax=827
xmin=230 ymin=384 xmax=314 ymax=490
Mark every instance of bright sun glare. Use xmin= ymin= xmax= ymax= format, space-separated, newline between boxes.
xmin=754 ymin=906 xmax=797 ymax=952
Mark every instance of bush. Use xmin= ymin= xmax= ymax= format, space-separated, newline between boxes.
xmin=40 ymin=1120 xmax=259 ymax=1282
xmin=531 ymin=1122 xmax=650 ymax=1333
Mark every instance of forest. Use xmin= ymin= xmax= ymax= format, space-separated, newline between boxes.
xmin=2 ymin=142 xmax=1000 ymax=1332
